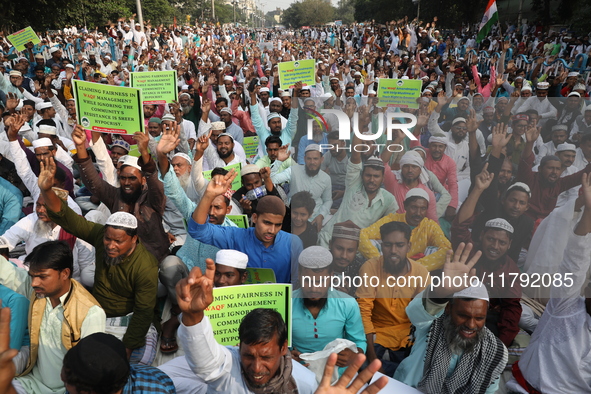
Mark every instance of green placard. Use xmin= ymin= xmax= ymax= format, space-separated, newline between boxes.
xmin=377 ymin=78 xmax=423 ymax=109
xmin=244 ymin=268 xmax=277 ymax=284
xmin=73 ymin=80 xmax=144 ymax=135
xmin=203 ymin=162 xmax=242 ymax=191
xmin=278 ymin=59 xmax=316 ymax=90
xmin=7 ymin=27 xmax=40 ymax=51
xmin=129 ymin=70 xmax=178 ymax=105
xmin=204 ymin=284 xmax=292 ymax=346
xmin=242 ymin=136 xmax=259 ymax=160
xmin=226 ymin=214 xmax=249 ymax=228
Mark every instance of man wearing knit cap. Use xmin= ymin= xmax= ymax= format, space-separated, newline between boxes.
xmin=249 ymin=82 xmax=300 ymax=161
xmin=395 ymin=243 xmax=508 ymax=393
xmin=0 ymin=241 xmax=106 ymax=394
xmin=0 ymin=70 xmax=25 ymax=98
xmin=214 ymin=249 xmax=249 ymax=287
xmin=570 ymin=104 xmax=591 ymax=139
xmin=536 ymin=124 xmax=569 ymax=165
xmin=202 ymin=127 xmax=246 ymax=171
xmin=38 ymin=156 xmax=161 ymax=366
xmin=517 ymin=81 xmax=557 ymax=127
xmin=188 ymin=169 xmax=302 ymax=283
xmin=232 ymin=163 xmax=288 ymax=220
xmin=147 ymin=117 xmax=163 ymax=138
xmin=357 ymin=221 xmax=430 ymax=377
xmin=291 ymin=246 xmax=366 ymax=375
xmin=518 ymin=124 xmax=591 ymax=220
xmin=61 ymin=333 xmax=175 ymax=393
xmin=359 ymin=188 xmax=451 ymax=271
xmin=289 ymin=144 xmax=332 ymax=231
xmin=452 ymin=165 xmax=523 ymax=347
xmin=219 ymin=106 xmax=244 ymax=144
xmin=317 ymin=131 xmax=398 ymax=247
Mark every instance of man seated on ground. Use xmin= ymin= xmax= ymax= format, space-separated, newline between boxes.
xmin=255 ymin=136 xmax=293 ymax=185
xmin=214 ymin=249 xmax=249 ymax=287
xmin=289 ymin=145 xmax=332 ymax=231
xmin=159 ymin=258 xmax=318 ymax=394
xmin=517 ymin=125 xmax=591 ymax=221
xmin=0 ymin=176 xmax=23 ymax=235
xmin=61 ymin=332 xmax=176 ymax=394
xmin=38 ymin=157 xmax=160 ymax=366
xmin=359 ymin=188 xmax=451 ymax=271
xmin=71 ymin=125 xmax=169 ymax=262
xmin=329 ymin=221 xmax=365 ymax=296
xmin=509 ymin=173 xmax=591 ymax=393
xmin=318 ymin=131 xmax=398 ymax=247
xmin=320 ymin=131 xmax=349 ymax=211
xmin=356 ymin=221 xmax=430 ymax=377
xmin=394 ymin=243 xmax=508 ymax=394
xmin=232 ymin=163 xmax=288 ymax=219
xmin=291 ymin=191 xmax=318 ymax=248
xmin=188 ymin=169 xmax=302 ymax=283
xmin=0 ymin=193 xmax=94 ymax=287
xmin=452 ymin=165 xmax=523 ymax=347
xmin=0 ymin=241 xmax=106 ymax=394
xmin=292 ymin=246 xmax=366 ymax=376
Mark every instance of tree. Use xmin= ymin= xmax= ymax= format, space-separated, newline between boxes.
xmin=282 ymin=0 xmax=336 ymax=27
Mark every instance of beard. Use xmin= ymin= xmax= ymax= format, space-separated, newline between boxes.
xmin=120 ymin=186 xmax=142 ymax=205
xmin=443 ymin=313 xmax=485 ymax=355
xmin=104 ymin=246 xmax=125 ymax=266
xmin=178 ymin=172 xmax=191 ymax=189
xmin=305 ymin=167 xmax=320 ymax=177
xmin=34 ymin=219 xmax=54 ymax=238
xmin=218 ymin=149 xmax=233 ymax=159
xmin=384 ymin=256 xmax=406 ymax=275
xmin=303 ymin=297 xmax=327 ymax=310
xmin=181 ymin=105 xmax=192 ymax=115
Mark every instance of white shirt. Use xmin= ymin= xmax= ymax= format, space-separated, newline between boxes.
xmin=0 ymin=213 xmax=94 ymax=282
xmin=203 ymin=143 xmax=246 ymax=172
xmin=518 ymin=230 xmax=591 ymax=393
xmin=178 ymin=316 xmax=317 ymax=394
xmin=574 ymin=147 xmax=590 ymax=170
xmin=428 ymin=111 xmax=470 ymax=180
xmin=289 ymin=164 xmax=333 ymax=220
xmin=517 ymin=97 xmax=558 ymax=126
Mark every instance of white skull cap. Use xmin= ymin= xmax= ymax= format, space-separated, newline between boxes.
xmin=105 ymin=211 xmax=138 ymax=229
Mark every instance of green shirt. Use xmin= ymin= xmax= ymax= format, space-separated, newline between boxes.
xmin=47 ymin=200 xmax=159 ymax=349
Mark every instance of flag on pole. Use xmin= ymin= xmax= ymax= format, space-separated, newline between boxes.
xmin=476 ymin=0 xmax=499 ymax=42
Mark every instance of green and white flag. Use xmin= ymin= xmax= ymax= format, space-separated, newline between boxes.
xmin=476 ymin=0 xmax=498 ymax=42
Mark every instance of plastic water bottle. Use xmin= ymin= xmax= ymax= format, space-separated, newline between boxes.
xmin=245 ymin=186 xmax=267 ymax=201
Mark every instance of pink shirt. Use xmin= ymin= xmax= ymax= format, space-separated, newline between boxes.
xmin=383 ymin=164 xmax=439 ymax=223
xmin=425 ymin=153 xmax=459 ymax=209
xmin=472 ymin=65 xmax=496 ymax=99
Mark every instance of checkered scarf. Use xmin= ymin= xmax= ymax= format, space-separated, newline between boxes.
xmin=417 ymin=313 xmax=508 ymax=394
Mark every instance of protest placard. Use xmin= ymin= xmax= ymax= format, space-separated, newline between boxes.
xmin=7 ymin=27 xmax=40 ymax=51
xmin=226 ymin=214 xmax=249 ymax=228
xmin=73 ymin=80 xmax=144 ymax=134
xmin=278 ymin=59 xmax=316 ymax=90
xmin=377 ymin=78 xmax=422 ymax=109
xmin=244 ymin=268 xmax=277 ymax=284
xmin=204 ymin=284 xmax=292 ymax=346
xmin=129 ymin=70 xmax=178 ymax=105
xmin=335 ymin=20 xmax=343 ymax=26
xmin=242 ymin=136 xmax=259 ymax=161
xmin=202 ymin=162 xmax=242 ymax=191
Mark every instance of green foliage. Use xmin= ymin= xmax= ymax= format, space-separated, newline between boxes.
xmin=334 ymin=0 xmax=355 ymax=25
xmin=282 ymin=0 xmax=336 ymax=27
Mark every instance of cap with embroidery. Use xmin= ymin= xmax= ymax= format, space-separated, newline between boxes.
xmin=9 ymin=70 xmax=22 ymax=77
xmin=453 ymin=280 xmax=489 ymax=302
xmin=216 ymin=249 xmax=248 ymax=269
xmin=259 ymin=87 xmax=270 ymax=93
xmin=267 ymin=113 xmax=281 ymax=122
xmin=332 ymin=220 xmax=361 ymax=242
xmin=219 ymin=107 xmax=233 ymax=115
xmin=298 ymin=246 xmax=333 ymax=269
xmin=105 ymin=211 xmax=138 ymax=229
xmin=304 ymin=144 xmax=321 ymax=153
xmin=32 ymin=138 xmax=53 ymax=149
xmin=556 ymin=142 xmax=576 ymax=153
xmin=506 ymin=182 xmax=531 ymax=197
xmin=217 ymin=132 xmax=234 ymax=142
xmin=552 ymin=124 xmax=568 ymax=132
xmin=484 ymin=218 xmax=514 ymax=234
xmin=536 ymin=81 xmax=550 ymax=90
xmin=161 ymin=114 xmax=175 ymax=122
xmin=120 ymin=155 xmax=142 ymax=172
xmin=149 ymin=117 xmax=162 ymax=124
xmin=429 ymin=134 xmax=448 ymax=145
xmin=211 ymin=121 xmax=226 ymax=131
xmin=364 ymin=156 xmax=385 ymax=169
xmin=172 ymin=152 xmax=192 ymax=164
xmin=240 ymin=164 xmax=260 ymax=177
xmin=452 ymin=117 xmax=467 ymax=125
xmin=110 ymin=140 xmax=130 ymax=153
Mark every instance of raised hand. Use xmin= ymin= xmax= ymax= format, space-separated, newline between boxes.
xmin=277 ymin=144 xmax=291 ymax=162
xmin=176 ymin=259 xmax=216 ymax=326
xmin=202 ymin=98 xmax=212 ymax=114
xmin=133 ymin=129 xmax=150 ymax=155
xmin=6 ymin=114 xmax=25 ymax=141
xmin=466 ymin=108 xmax=479 ymax=133
xmin=38 ymin=156 xmax=57 ymax=192
xmin=195 ymin=130 xmax=211 ymax=154
xmin=314 ymin=353 xmax=387 ymax=394
xmin=525 ymin=124 xmax=540 ymax=143
xmin=71 ymin=124 xmax=87 ymax=147
xmin=432 ymin=242 xmax=481 ymax=298
xmin=474 ymin=162 xmax=494 ymax=191
xmin=157 ymin=129 xmax=180 ymax=155
xmin=205 ymin=168 xmax=237 ymax=197
xmin=490 ymin=123 xmax=511 ymax=150
xmin=5 ymin=93 xmax=19 ymax=112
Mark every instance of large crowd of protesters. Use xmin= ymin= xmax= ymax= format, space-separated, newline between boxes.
xmin=0 ymin=12 xmax=590 ymax=394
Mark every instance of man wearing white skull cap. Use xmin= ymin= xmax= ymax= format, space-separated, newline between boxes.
xmin=38 ymin=155 xmax=161 ymax=366
xmin=395 ymin=243 xmax=508 ymax=394
xmin=214 ymin=249 xmax=248 ymax=287
xmin=291 ymin=246 xmax=367 ymax=376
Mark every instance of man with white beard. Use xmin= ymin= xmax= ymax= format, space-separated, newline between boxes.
xmin=170 ymin=152 xmax=202 ymax=202
xmin=0 ymin=193 xmax=94 ymax=287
